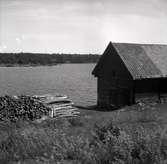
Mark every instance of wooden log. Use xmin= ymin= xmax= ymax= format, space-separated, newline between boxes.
xmin=54 ymin=114 xmax=79 ymax=118
xmin=52 ymin=107 xmax=77 ymax=112
xmin=51 ymin=105 xmax=74 ymax=109
xmin=53 ymin=112 xmax=79 ymax=115
xmin=48 ymin=103 xmax=74 ymax=108
xmin=52 ymin=107 xmax=78 ymax=112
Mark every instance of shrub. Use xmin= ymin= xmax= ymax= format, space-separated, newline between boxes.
xmin=90 ymin=121 xmax=167 ymax=164
xmin=0 ymin=119 xmax=166 ymax=164
xmin=93 ymin=121 xmax=120 ymax=143
xmin=90 ymin=122 xmax=133 ymax=164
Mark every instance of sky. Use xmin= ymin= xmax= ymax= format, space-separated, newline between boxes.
xmin=0 ymin=0 xmax=167 ymax=54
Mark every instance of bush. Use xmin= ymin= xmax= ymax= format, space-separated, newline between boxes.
xmin=90 ymin=121 xmax=167 ymax=164
xmin=0 ymin=120 xmax=166 ymax=164
xmin=93 ymin=121 xmax=120 ymax=143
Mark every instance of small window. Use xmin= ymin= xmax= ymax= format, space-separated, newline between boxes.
xmin=112 ymin=70 xmax=116 ymax=77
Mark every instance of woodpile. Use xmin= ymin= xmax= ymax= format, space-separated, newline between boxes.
xmin=32 ymin=93 xmax=80 ymax=119
xmin=0 ymin=94 xmax=79 ymax=122
xmin=0 ymin=95 xmax=50 ymax=122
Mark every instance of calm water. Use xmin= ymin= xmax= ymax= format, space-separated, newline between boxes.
xmin=0 ymin=64 xmax=97 ymax=106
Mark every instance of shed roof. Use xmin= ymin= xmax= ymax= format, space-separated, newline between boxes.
xmin=93 ymin=42 xmax=167 ymax=80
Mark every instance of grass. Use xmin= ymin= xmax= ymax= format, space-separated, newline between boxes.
xmin=0 ymin=99 xmax=167 ymax=163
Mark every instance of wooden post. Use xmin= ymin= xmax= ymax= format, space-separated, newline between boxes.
xmin=132 ymin=80 xmax=136 ymax=104
xmin=158 ymin=78 xmax=161 ymax=103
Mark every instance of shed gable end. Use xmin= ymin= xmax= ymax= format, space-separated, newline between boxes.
xmin=92 ymin=42 xmax=132 ymax=81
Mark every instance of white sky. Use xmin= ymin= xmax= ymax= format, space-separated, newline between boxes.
xmin=0 ymin=0 xmax=167 ymax=53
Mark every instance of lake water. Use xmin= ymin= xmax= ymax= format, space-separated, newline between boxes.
xmin=0 ymin=64 xmax=97 ymax=106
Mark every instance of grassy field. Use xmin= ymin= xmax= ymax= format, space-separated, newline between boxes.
xmin=0 ymin=99 xmax=167 ymax=163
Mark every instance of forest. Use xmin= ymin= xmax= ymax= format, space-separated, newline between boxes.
xmin=0 ymin=53 xmax=100 ymax=66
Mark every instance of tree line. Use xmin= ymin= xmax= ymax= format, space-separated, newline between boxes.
xmin=0 ymin=53 xmax=100 ymax=66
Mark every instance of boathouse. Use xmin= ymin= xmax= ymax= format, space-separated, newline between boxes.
xmin=92 ymin=42 xmax=167 ymax=109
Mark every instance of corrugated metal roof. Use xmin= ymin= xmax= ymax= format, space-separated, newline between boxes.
xmin=112 ymin=42 xmax=167 ymax=79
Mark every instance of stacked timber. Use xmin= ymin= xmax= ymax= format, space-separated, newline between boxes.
xmin=32 ymin=93 xmax=79 ymax=118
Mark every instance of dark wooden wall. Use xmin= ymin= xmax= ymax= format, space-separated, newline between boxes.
xmin=97 ymin=77 xmax=134 ymax=109
xmin=135 ymin=78 xmax=167 ymax=93
xmin=96 ymin=44 xmax=134 ymax=109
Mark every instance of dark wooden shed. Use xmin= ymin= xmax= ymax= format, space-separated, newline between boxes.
xmin=92 ymin=42 xmax=167 ymax=109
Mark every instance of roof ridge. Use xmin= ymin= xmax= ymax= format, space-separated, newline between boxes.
xmin=112 ymin=42 xmax=167 ymax=46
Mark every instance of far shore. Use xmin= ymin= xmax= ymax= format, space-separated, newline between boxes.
xmin=0 ymin=63 xmax=96 ymax=67
xmin=0 ymin=63 xmax=59 ymax=67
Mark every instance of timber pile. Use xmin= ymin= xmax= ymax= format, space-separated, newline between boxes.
xmin=0 ymin=94 xmax=79 ymax=122
xmin=0 ymin=95 xmax=50 ymax=122
xmin=32 ymin=93 xmax=80 ymax=119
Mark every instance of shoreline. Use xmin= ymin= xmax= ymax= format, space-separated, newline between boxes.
xmin=0 ymin=63 xmax=96 ymax=67
xmin=0 ymin=63 xmax=59 ymax=67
